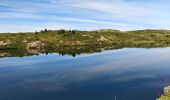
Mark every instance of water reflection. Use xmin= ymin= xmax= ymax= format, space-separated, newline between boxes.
xmin=0 ymin=44 xmax=169 ymax=58
xmin=0 ymin=48 xmax=170 ymax=100
xmin=0 ymin=45 xmax=120 ymax=58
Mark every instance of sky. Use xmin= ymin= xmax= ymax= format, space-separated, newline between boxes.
xmin=0 ymin=0 xmax=170 ymax=32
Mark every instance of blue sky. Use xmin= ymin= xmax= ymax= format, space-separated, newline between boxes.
xmin=0 ymin=0 xmax=170 ymax=32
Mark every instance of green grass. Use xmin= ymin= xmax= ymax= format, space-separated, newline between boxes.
xmin=157 ymin=93 xmax=170 ymax=100
xmin=1 ymin=29 xmax=170 ymax=50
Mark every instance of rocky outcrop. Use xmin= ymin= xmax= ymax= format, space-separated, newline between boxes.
xmin=0 ymin=53 xmax=9 ymax=57
xmin=97 ymin=36 xmax=108 ymax=41
xmin=26 ymin=41 xmax=47 ymax=54
xmin=157 ymin=86 xmax=170 ymax=100
xmin=0 ymin=40 xmax=11 ymax=46
xmin=164 ymin=86 xmax=170 ymax=95
xmin=26 ymin=41 xmax=46 ymax=50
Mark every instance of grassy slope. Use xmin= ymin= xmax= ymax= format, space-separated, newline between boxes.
xmin=1 ymin=29 xmax=170 ymax=50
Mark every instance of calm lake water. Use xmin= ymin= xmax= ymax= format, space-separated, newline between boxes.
xmin=0 ymin=47 xmax=170 ymax=100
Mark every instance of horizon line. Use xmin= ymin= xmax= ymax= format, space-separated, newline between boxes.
xmin=1 ymin=28 xmax=170 ymax=33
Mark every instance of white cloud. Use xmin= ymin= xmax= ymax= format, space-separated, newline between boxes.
xmin=0 ymin=0 xmax=170 ymax=32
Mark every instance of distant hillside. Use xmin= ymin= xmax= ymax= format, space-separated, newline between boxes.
xmin=95 ymin=29 xmax=121 ymax=32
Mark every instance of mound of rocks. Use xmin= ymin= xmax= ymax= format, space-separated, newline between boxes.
xmin=164 ymin=86 xmax=170 ymax=95
xmin=0 ymin=40 xmax=11 ymax=46
xmin=97 ymin=36 xmax=108 ymax=41
xmin=26 ymin=41 xmax=46 ymax=50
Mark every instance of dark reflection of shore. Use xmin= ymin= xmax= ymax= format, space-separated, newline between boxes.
xmin=0 ymin=43 xmax=170 ymax=58
xmin=0 ymin=45 xmax=118 ymax=58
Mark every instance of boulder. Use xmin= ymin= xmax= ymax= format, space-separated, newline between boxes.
xmin=157 ymin=86 xmax=170 ymax=100
xmin=0 ymin=53 xmax=9 ymax=57
xmin=22 ymin=39 xmax=28 ymax=43
xmin=0 ymin=40 xmax=11 ymax=46
xmin=164 ymin=86 xmax=170 ymax=95
xmin=98 ymin=36 xmax=108 ymax=41
xmin=27 ymin=41 xmax=46 ymax=50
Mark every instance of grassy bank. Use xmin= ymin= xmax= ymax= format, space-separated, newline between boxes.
xmin=1 ymin=29 xmax=170 ymax=50
xmin=157 ymin=93 xmax=170 ymax=100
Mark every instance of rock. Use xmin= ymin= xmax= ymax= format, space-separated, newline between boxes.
xmin=99 ymin=36 xmax=108 ymax=41
xmin=0 ymin=41 xmax=11 ymax=46
xmin=70 ymin=41 xmax=85 ymax=46
xmin=27 ymin=41 xmax=46 ymax=50
xmin=82 ymin=35 xmax=90 ymax=37
xmin=22 ymin=39 xmax=28 ymax=43
xmin=157 ymin=86 xmax=170 ymax=100
xmin=82 ymin=35 xmax=93 ymax=38
xmin=59 ymin=40 xmax=63 ymax=43
xmin=75 ymin=41 xmax=81 ymax=43
xmin=164 ymin=86 xmax=170 ymax=95
xmin=0 ymin=53 xmax=9 ymax=57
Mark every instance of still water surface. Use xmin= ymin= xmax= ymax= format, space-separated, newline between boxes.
xmin=0 ymin=48 xmax=170 ymax=100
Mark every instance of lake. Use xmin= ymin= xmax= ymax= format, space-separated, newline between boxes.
xmin=0 ymin=47 xmax=170 ymax=100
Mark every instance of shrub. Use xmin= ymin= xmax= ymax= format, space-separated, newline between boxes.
xmin=58 ymin=29 xmax=65 ymax=34
xmin=44 ymin=28 xmax=48 ymax=32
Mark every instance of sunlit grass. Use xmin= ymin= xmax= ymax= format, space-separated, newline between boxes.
xmin=1 ymin=29 xmax=170 ymax=50
xmin=157 ymin=93 xmax=170 ymax=100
